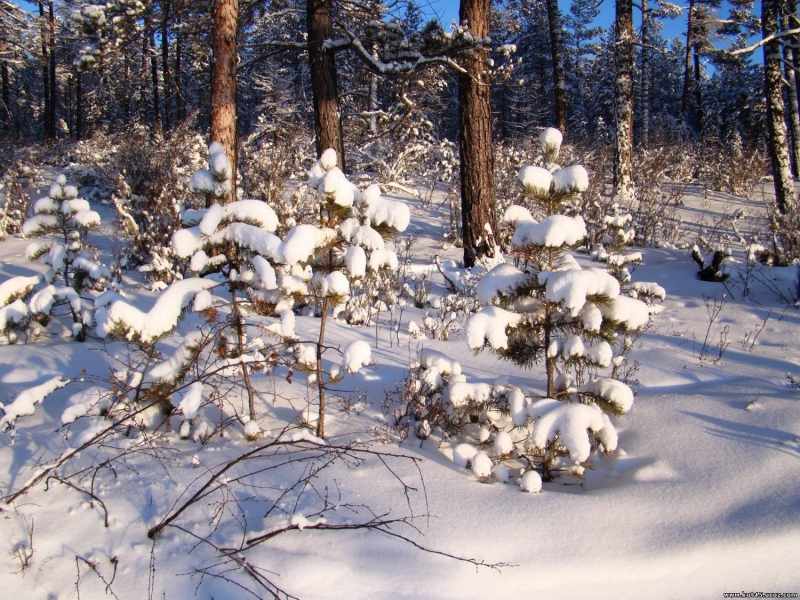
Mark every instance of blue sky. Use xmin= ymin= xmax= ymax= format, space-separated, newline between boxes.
xmin=419 ymin=0 xmax=691 ymax=39
xmin=8 ymin=0 xmax=741 ymax=52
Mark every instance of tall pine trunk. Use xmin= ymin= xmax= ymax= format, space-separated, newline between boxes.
xmin=681 ymin=0 xmax=696 ymax=135
xmin=613 ymin=0 xmax=635 ymax=202
xmin=161 ymin=0 xmax=172 ymax=131
xmin=692 ymin=46 xmax=703 ymax=135
xmin=545 ymin=0 xmax=567 ymax=132
xmin=1 ymin=59 xmax=9 ymax=133
xmin=149 ymin=25 xmax=161 ymax=129
xmin=640 ymin=0 xmax=650 ymax=147
xmin=176 ymin=28 xmax=185 ymax=123
xmin=75 ymin=67 xmax=83 ymax=139
xmin=38 ymin=1 xmax=51 ymax=139
xmin=307 ymin=0 xmax=345 ymax=168
xmin=782 ymin=0 xmax=800 ymax=177
xmin=459 ymin=0 xmax=497 ymax=267
xmin=763 ymin=0 xmax=795 ymax=214
xmin=47 ymin=0 xmax=56 ymax=138
xmin=210 ymin=0 xmax=239 ymax=204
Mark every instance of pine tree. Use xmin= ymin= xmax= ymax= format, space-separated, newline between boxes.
xmin=462 ymin=128 xmax=661 ymax=477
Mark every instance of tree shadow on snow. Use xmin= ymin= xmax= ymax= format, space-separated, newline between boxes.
xmin=682 ymin=410 xmax=800 ymax=459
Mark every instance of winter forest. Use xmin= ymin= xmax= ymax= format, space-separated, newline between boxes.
xmin=0 ymin=0 xmax=799 ymax=597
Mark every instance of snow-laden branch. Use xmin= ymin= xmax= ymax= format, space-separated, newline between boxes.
xmin=729 ymin=27 xmax=800 ymax=56
xmin=329 ymin=28 xmax=470 ymax=75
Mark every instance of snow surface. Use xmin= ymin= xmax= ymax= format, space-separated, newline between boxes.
xmin=1 ymin=181 xmax=799 ymax=600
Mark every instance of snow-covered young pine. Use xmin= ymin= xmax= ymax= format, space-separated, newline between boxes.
xmin=401 ymin=128 xmax=666 ymax=486
xmin=95 ymin=144 xmax=377 ymax=442
xmin=0 ymin=174 xmax=106 ymax=343
xmin=284 ymin=148 xmax=407 ymax=437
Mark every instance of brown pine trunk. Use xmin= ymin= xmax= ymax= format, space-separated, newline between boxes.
xmin=161 ymin=0 xmax=171 ymax=130
xmin=763 ymin=0 xmax=795 ymax=214
xmin=782 ymin=0 xmax=800 ymax=177
xmin=545 ymin=0 xmax=567 ymax=133
xmin=640 ymin=0 xmax=650 ymax=147
xmin=1 ymin=60 xmax=9 ymax=132
xmin=613 ymin=0 xmax=635 ymax=201
xmin=692 ymin=45 xmax=703 ymax=136
xmin=149 ymin=25 xmax=160 ymax=129
xmin=176 ymin=28 xmax=185 ymax=122
xmin=210 ymin=0 xmax=239 ymax=204
xmin=307 ymin=0 xmax=345 ymax=169
xmin=75 ymin=67 xmax=83 ymax=140
xmin=48 ymin=0 xmax=56 ymax=137
xmin=38 ymin=1 xmax=50 ymax=139
xmin=458 ymin=0 xmax=497 ymax=268
xmin=123 ymin=51 xmax=131 ymax=121
xmin=681 ymin=0 xmax=695 ymax=134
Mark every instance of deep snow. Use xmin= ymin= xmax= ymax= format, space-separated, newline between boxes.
xmin=0 ymin=183 xmax=799 ymax=599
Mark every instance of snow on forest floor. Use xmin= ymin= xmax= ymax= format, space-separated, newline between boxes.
xmin=1 ymin=182 xmax=799 ymax=599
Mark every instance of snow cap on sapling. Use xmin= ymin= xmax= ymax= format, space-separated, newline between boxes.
xmin=539 ymin=127 xmax=563 ymax=165
xmin=319 ymin=148 xmax=338 ymax=171
xmin=518 ymin=166 xmax=553 ymax=198
xmin=520 ymin=469 xmax=543 ymax=493
xmin=494 ymin=431 xmax=514 ymax=456
xmin=471 ymin=451 xmax=493 ymax=479
xmin=453 ymin=442 xmax=478 ymax=468
xmin=553 ymin=165 xmax=589 ymax=194
xmin=343 ymin=340 xmax=371 ymax=373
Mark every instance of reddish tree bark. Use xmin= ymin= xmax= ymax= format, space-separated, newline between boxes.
xmin=210 ymin=0 xmax=239 ymax=204
xmin=545 ymin=0 xmax=567 ymax=133
xmin=458 ymin=0 xmax=497 ymax=267
xmin=307 ymin=0 xmax=345 ymax=169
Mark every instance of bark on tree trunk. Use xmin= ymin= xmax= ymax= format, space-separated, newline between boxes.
xmin=38 ymin=1 xmax=50 ymax=139
xmin=681 ymin=0 xmax=696 ymax=135
xmin=692 ymin=45 xmax=703 ymax=136
xmin=75 ymin=67 xmax=83 ymax=140
xmin=782 ymin=0 xmax=800 ymax=177
xmin=545 ymin=0 xmax=567 ymax=133
xmin=1 ymin=60 xmax=10 ymax=133
xmin=47 ymin=0 xmax=56 ymax=138
xmin=640 ymin=0 xmax=650 ymax=147
xmin=210 ymin=0 xmax=239 ymax=204
xmin=307 ymin=0 xmax=345 ymax=169
xmin=763 ymin=0 xmax=795 ymax=214
xmin=458 ymin=0 xmax=497 ymax=268
xmin=149 ymin=25 xmax=161 ymax=130
xmin=161 ymin=0 xmax=171 ymax=130
xmin=176 ymin=28 xmax=185 ymax=122
xmin=122 ymin=51 xmax=131 ymax=121
xmin=613 ymin=0 xmax=635 ymax=202
xmin=368 ymin=48 xmax=378 ymax=136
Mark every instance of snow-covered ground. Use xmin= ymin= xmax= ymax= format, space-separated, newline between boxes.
xmin=1 ymin=184 xmax=799 ymax=599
